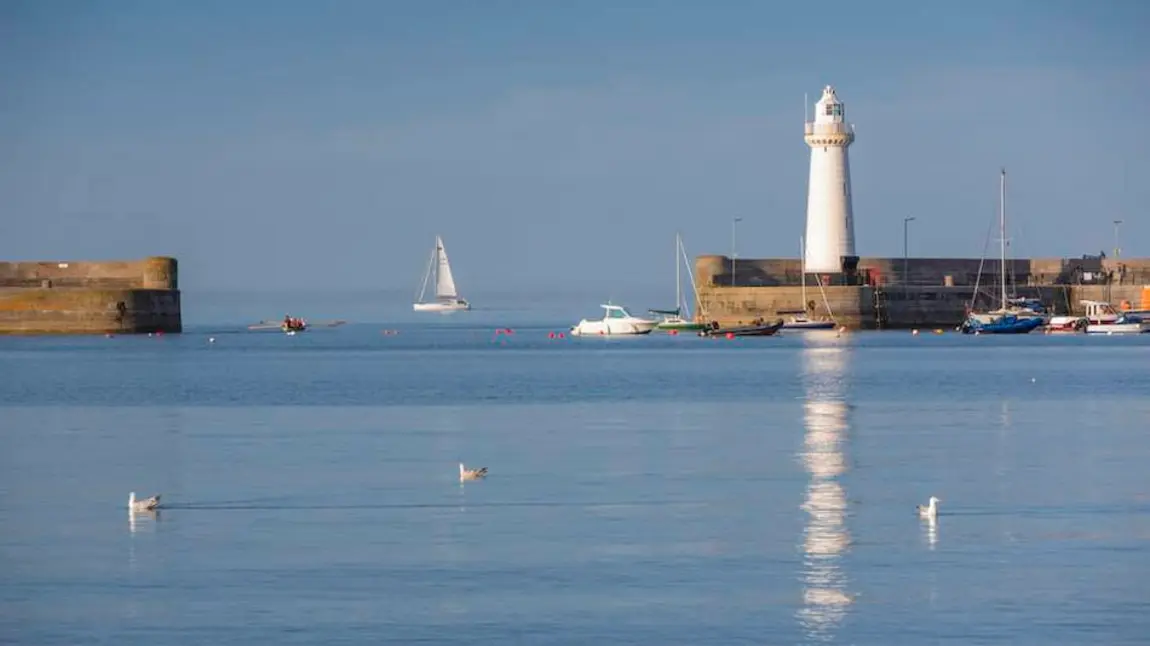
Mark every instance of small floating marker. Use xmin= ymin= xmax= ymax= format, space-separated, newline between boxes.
xmin=105 ymin=333 xmax=114 ymax=339
xmin=147 ymin=333 xmax=153 ymax=337
xmin=726 ymin=332 xmax=735 ymax=340
xmin=933 ymin=329 xmax=944 ymax=334
xmin=558 ymin=332 xmax=565 ymax=339
xmin=548 ymin=331 xmax=556 ymax=339
xmin=911 ymin=329 xmax=919 ymax=336
xmin=208 ymin=337 xmax=216 ymax=343
xmin=669 ymin=329 xmax=678 ymax=336
xmin=1031 ymin=377 xmax=1036 ymax=383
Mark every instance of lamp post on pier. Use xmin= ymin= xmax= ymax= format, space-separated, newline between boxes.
xmin=903 ymin=216 xmax=916 ymax=287
xmin=1113 ymin=219 xmax=1123 ymax=259
xmin=731 ymin=217 xmax=743 ymax=286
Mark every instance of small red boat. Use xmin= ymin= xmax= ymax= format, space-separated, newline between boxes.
xmin=1044 ymin=316 xmax=1087 ymax=334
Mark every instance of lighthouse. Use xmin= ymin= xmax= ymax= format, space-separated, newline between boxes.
xmin=803 ymin=85 xmax=856 ymax=274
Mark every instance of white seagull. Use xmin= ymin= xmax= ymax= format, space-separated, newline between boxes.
xmin=916 ymin=496 xmax=940 ymax=520
xmin=129 ymin=492 xmax=161 ymax=512
xmin=459 ymin=462 xmax=488 ymax=482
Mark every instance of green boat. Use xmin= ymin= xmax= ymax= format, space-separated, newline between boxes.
xmin=652 ymin=233 xmax=710 ymax=332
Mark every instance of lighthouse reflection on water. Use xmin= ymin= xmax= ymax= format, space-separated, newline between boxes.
xmin=796 ymin=332 xmax=854 ymax=640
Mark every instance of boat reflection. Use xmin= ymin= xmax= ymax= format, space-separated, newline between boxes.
xmin=128 ymin=508 xmax=160 ymax=534
xmin=796 ymin=335 xmax=853 ymax=641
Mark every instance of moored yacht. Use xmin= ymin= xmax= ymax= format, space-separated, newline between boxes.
xmin=570 ymin=304 xmax=657 ymax=336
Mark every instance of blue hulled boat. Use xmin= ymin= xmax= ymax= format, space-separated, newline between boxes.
xmin=960 ymin=313 xmax=1044 ymax=335
xmin=961 ymin=168 xmax=1043 ymax=336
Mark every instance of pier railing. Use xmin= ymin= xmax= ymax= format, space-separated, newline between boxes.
xmin=710 ymin=268 xmax=1150 ymax=289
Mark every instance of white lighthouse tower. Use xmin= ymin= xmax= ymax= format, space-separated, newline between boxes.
xmin=803 ymin=85 xmax=856 ymax=274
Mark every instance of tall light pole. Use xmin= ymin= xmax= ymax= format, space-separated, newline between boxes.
xmin=731 ymin=217 xmax=743 ymax=286
xmin=1113 ymin=219 xmax=1123 ymax=259
xmin=903 ymin=216 xmax=916 ymax=286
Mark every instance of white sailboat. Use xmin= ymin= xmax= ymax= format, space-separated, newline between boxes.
xmin=413 ymin=235 xmax=471 ymax=312
xmin=781 ymin=236 xmax=836 ymax=330
xmin=650 ymin=233 xmax=708 ymax=331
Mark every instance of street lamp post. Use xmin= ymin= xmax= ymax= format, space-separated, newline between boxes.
xmin=1113 ymin=219 xmax=1124 ymax=259
xmin=903 ymin=216 xmax=916 ymax=287
xmin=731 ymin=217 xmax=743 ymax=287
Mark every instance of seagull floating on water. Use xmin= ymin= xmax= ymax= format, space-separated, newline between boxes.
xmin=129 ymin=492 xmax=161 ymax=512
xmin=459 ymin=462 xmax=488 ymax=482
xmin=916 ymin=496 xmax=940 ymax=520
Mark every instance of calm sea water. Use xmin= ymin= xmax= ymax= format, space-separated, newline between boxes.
xmin=2 ymin=313 xmax=1149 ymax=645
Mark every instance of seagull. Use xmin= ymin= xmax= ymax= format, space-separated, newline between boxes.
xmin=459 ymin=462 xmax=488 ymax=482
xmin=916 ymin=496 xmax=940 ymax=520
xmin=129 ymin=492 xmax=161 ymax=512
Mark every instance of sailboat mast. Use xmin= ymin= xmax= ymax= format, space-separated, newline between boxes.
xmin=417 ymin=243 xmax=436 ymax=303
xmin=800 ymin=235 xmax=807 ymax=307
xmin=675 ymin=232 xmax=682 ymax=314
xmin=999 ymin=168 xmax=1007 ymax=309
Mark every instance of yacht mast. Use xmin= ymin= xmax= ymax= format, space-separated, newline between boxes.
xmin=800 ymin=235 xmax=807 ymax=308
xmin=999 ymin=168 xmax=1008 ymax=309
xmin=675 ymin=232 xmax=682 ymax=314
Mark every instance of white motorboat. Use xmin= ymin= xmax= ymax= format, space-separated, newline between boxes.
xmin=413 ymin=235 xmax=471 ymax=312
xmin=1082 ymin=300 xmax=1150 ymax=334
xmin=570 ymin=304 xmax=657 ymax=336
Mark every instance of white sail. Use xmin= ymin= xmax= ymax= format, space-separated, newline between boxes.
xmin=434 ymin=235 xmax=458 ymax=299
xmin=414 ymin=234 xmax=470 ymax=312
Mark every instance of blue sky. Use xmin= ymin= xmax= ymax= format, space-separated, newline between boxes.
xmin=2 ymin=0 xmax=1148 ymax=296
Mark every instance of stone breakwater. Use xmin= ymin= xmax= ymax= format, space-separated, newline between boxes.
xmin=693 ymin=255 xmax=1150 ymax=330
xmin=0 ymin=257 xmax=181 ymax=335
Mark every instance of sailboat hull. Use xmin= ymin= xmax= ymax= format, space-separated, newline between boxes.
xmin=413 ymin=300 xmax=470 ymax=312
xmin=654 ymin=320 xmax=708 ymax=332
xmin=960 ymin=314 xmax=1043 ymax=335
xmin=781 ymin=319 xmax=836 ymax=330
